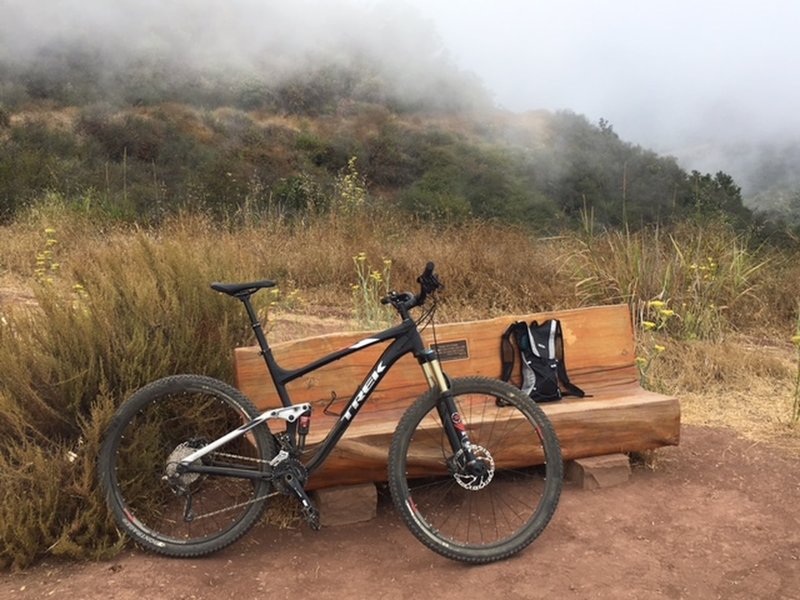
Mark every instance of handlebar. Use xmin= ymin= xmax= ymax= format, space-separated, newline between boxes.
xmin=380 ymin=262 xmax=442 ymax=316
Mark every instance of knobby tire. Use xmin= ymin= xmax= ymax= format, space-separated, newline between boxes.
xmin=98 ymin=375 xmax=276 ymax=558
xmin=388 ymin=377 xmax=563 ymax=563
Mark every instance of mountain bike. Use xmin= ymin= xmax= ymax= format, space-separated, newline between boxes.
xmin=98 ymin=263 xmax=563 ymax=564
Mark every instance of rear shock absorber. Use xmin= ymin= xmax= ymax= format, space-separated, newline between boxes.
xmin=297 ymin=409 xmax=311 ymax=452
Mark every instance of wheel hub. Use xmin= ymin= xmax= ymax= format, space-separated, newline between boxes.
xmin=164 ymin=441 xmax=203 ymax=488
xmin=452 ymin=445 xmax=495 ymax=491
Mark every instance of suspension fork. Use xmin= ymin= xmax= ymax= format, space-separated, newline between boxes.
xmin=420 ymin=355 xmax=476 ymax=459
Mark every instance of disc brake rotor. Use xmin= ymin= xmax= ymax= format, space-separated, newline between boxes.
xmin=453 ymin=444 xmax=495 ymax=491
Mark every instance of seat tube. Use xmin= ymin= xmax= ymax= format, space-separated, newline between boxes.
xmin=239 ymin=295 xmax=293 ymax=407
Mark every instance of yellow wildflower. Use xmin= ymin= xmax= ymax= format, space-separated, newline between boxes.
xmin=647 ymin=300 xmax=665 ymax=309
xmin=659 ymin=309 xmax=675 ymax=318
xmin=642 ymin=321 xmax=656 ymax=330
xmin=791 ymin=335 xmax=800 ymax=346
xmin=635 ymin=357 xmax=647 ymax=366
xmin=654 ymin=344 xmax=666 ymax=353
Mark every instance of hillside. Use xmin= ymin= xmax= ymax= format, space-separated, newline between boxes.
xmin=0 ymin=2 xmax=756 ymax=231
xmin=0 ymin=95 xmax=755 ymax=231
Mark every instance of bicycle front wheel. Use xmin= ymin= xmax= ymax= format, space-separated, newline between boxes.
xmin=98 ymin=375 xmax=277 ymax=557
xmin=388 ymin=377 xmax=563 ymax=563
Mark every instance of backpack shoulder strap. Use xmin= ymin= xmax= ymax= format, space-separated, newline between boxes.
xmin=552 ymin=319 xmax=585 ymax=398
xmin=500 ymin=321 xmax=534 ymax=382
xmin=499 ymin=322 xmax=518 ymax=382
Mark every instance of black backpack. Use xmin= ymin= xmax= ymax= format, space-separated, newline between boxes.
xmin=500 ymin=319 xmax=585 ymax=402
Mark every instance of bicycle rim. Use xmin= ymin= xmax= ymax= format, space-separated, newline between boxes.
xmin=103 ymin=377 xmax=274 ymax=555
xmin=389 ymin=377 xmax=562 ymax=563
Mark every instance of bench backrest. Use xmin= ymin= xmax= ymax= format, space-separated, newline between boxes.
xmin=234 ymin=304 xmax=637 ymax=412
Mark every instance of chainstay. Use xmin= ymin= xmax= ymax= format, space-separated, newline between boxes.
xmin=185 ymin=451 xmax=277 ymax=520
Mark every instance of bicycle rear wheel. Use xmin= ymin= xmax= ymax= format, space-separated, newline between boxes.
xmin=388 ymin=377 xmax=562 ymax=563
xmin=98 ymin=375 xmax=276 ymax=557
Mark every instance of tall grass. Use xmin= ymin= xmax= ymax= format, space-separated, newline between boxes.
xmin=568 ymin=220 xmax=782 ymax=340
xmin=1 ymin=201 xmax=799 ymax=568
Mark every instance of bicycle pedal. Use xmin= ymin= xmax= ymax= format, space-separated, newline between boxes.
xmin=302 ymin=504 xmax=321 ymax=531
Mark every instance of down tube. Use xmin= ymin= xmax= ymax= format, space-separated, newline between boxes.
xmin=304 ymin=334 xmax=416 ymax=475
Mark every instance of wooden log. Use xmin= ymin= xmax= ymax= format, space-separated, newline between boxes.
xmin=233 ymin=304 xmax=681 ymax=490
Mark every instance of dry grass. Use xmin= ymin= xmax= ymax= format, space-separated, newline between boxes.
xmin=648 ymin=335 xmax=800 ymax=453
xmin=1 ymin=202 xmax=799 ymax=568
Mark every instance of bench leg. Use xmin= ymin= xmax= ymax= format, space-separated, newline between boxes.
xmin=310 ymin=483 xmax=378 ymax=527
xmin=565 ymin=454 xmax=631 ymax=490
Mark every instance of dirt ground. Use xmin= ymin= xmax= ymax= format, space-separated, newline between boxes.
xmin=2 ymin=425 xmax=799 ymax=600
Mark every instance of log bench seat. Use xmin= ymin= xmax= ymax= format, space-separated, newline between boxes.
xmin=233 ymin=304 xmax=680 ymax=490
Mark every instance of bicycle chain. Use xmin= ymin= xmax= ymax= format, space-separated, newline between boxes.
xmin=210 ymin=450 xmax=272 ymax=465
xmin=191 ymin=489 xmax=281 ymax=520
xmin=188 ymin=451 xmax=275 ymax=521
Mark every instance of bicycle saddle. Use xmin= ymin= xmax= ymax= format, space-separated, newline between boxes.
xmin=210 ymin=280 xmax=276 ymax=297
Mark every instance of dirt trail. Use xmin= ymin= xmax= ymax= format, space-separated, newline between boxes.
xmin=3 ymin=425 xmax=799 ymax=600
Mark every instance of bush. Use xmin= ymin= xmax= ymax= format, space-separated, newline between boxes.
xmin=0 ymin=214 xmax=273 ymax=567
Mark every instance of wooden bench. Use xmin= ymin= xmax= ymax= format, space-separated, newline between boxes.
xmin=234 ymin=304 xmax=680 ymax=490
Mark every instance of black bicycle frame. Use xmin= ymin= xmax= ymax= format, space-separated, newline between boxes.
xmin=182 ymin=294 xmax=463 ymax=481
xmin=264 ymin=318 xmax=427 ymax=474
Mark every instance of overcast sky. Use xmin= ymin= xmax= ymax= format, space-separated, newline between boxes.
xmin=398 ymin=0 xmax=800 ymax=181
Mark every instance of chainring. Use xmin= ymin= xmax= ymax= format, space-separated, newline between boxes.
xmin=271 ymin=457 xmax=308 ymax=494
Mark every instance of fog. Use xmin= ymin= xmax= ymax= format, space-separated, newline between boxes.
xmin=0 ymin=0 xmax=477 ymax=110
xmin=2 ymin=0 xmax=799 ymax=196
xmin=399 ymin=0 xmax=800 ymax=195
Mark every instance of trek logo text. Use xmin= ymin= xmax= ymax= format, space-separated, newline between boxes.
xmin=343 ymin=361 xmax=387 ymax=421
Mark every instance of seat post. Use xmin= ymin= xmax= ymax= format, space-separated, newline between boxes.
xmin=239 ymin=294 xmax=271 ymax=356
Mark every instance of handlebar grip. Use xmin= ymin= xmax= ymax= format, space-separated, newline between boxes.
xmin=417 ymin=262 xmax=434 ymax=287
xmin=416 ymin=261 xmax=442 ymax=307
